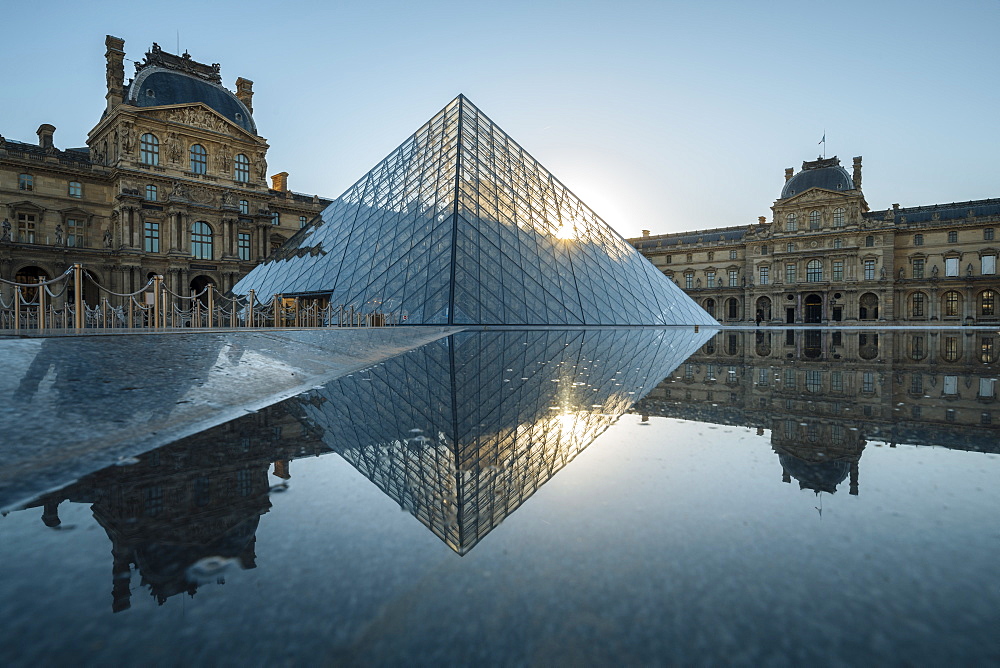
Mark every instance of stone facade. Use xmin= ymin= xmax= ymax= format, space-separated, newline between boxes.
xmin=0 ymin=36 xmax=330 ymax=306
xmin=630 ymin=156 xmax=1000 ymax=324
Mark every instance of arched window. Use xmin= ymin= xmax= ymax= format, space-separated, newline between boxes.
xmin=726 ymin=298 xmax=740 ymax=320
xmin=140 ymin=133 xmax=159 ymax=165
xmin=189 ymin=144 xmax=207 ymax=174
xmin=703 ymin=298 xmax=716 ymax=318
xmin=234 ymin=154 xmax=250 ymax=182
xmin=833 ymin=208 xmax=845 ymax=227
xmin=809 ymin=210 xmax=821 ymax=229
xmin=191 ymin=221 xmax=213 ymax=260
xmin=786 ymin=213 xmax=797 ymax=232
xmin=806 ymin=259 xmax=822 ymax=282
xmin=943 ymin=290 xmax=962 ymax=318
xmin=910 ymin=292 xmax=927 ymax=318
xmin=18 ymin=174 xmax=33 ymax=191
xmin=145 ymin=184 xmax=158 ymax=201
xmin=981 ymin=290 xmax=996 ymax=317
xmin=68 ymin=181 xmax=82 ymax=198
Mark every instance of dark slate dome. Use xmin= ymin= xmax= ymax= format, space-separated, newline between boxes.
xmin=780 ymin=156 xmax=854 ymax=199
xmin=778 ymin=452 xmax=850 ymax=494
xmin=127 ymin=67 xmax=257 ymax=135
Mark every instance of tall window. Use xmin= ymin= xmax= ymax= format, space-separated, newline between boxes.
xmin=191 ymin=221 xmax=213 ymax=259
xmin=806 ymin=370 xmax=822 ymax=393
xmin=786 ymin=213 xmax=797 ymax=231
xmin=945 ymin=257 xmax=959 ymax=277
xmin=271 ymin=212 xmax=280 ymax=226
xmin=140 ymin=133 xmax=159 ymax=165
xmin=299 ymin=215 xmax=308 ymax=228
xmin=144 ymin=221 xmax=160 ymax=253
xmin=943 ymin=336 xmax=960 ymax=362
xmin=760 ymin=245 xmax=768 ymax=255
xmin=66 ymin=219 xmax=86 ymax=247
xmin=834 ymin=238 xmax=842 ymax=249
xmin=913 ymin=258 xmax=925 ymax=279
xmin=190 ymin=144 xmax=207 ymax=174
xmin=786 ymin=243 xmax=794 ymax=253
xmin=806 ymin=259 xmax=822 ymax=282
xmin=809 ymin=210 xmax=821 ymax=230
xmin=145 ymin=184 xmax=158 ymax=201
xmin=238 ymin=232 xmax=251 ymax=261
xmin=911 ymin=292 xmax=926 ymax=317
xmin=864 ymin=259 xmax=876 ymax=280
xmin=831 ymin=371 xmax=843 ymax=392
xmin=827 ymin=260 xmax=841 ymax=281
xmin=982 ymin=255 xmax=996 ymax=275
xmin=911 ymin=337 xmax=925 ymax=361
xmin=706 ymin=271 xmax=716 ymax=286
xmin=18 ymin=173 xmax=33 ymax=191
xmin=985 ymin=228 xmax=995 ymax=241
xmin=785 ymin=263 xmax=797 ymax=283
xmin=914 ymin=233 xmax=924 ymax=246
xmin=981 ymin=290 xmax=996 ymax=316
xmin=729 ymin=249 xmax=737 ymax=260
xmin=234 ymin=154 xmax=250 ymax=182
xmin=865 ymin=235 xmax=874 ymax=247
xmin=239 ymin=199 xmax=249 ymax=215
xmin=948 ymin=230 xmax=958 ymax=243
xmin=728 ymin=269 xmax=738 ymax=287
xmin=944 ymin=291 xmax=961 ymax=317
xmin=68 ymin=181 xmax=82 ymax=198
xmin=685 ymin=274 xmax=693 ymax=289
xmin=758 ymin=266 xmax=769 ymax=285
xmin=16 ymin=212 xmax=36 ymax=242
xmin=727 ymin=298 xmax=739 ymax=319
xmin=833 ymin=208 xmax=845 ymax=227
xmin=862 ymin=372 xmax=875 ymax=393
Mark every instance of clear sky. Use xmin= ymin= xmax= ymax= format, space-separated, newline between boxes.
xmin=3 ymin=0 xmax=998 ymax=238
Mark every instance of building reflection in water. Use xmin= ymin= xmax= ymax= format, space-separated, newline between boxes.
xmin=14 ymin=328 xmax=710 ymax=611
xmin=635 ymin=328 xmax=999 ymax=496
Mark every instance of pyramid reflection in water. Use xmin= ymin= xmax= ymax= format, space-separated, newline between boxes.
xmin=292 ymin=328 xmax=712 ymax=553
xmin=235 ymin=96 xmax=714 ymax=326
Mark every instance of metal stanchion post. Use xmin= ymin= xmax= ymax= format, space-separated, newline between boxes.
xmin=73 ymin=263 xmax=84 ymax=330
xmin=152 ymin=275 xmax=162 ymax=329
xmin=38 ymin=281 xmax=46 ymax=331
xmin=248 ymin=289 xmax=255 ymax=327
xmin=14 ymin=287 xmax=20 ymax=332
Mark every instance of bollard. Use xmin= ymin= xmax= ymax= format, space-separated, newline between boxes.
xmin=73 ymin=263 xmax=84 ymax=330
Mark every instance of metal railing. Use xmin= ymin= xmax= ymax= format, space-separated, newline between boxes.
xmin=0 ymin=263 xmax=402 ymax=333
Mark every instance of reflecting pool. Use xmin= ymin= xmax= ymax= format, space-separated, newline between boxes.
xmin=1 ymin=328 xmax=998 ymax=666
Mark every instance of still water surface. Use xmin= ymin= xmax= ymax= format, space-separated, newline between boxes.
xmin=1 ymin=328 xmax=998 ymax=666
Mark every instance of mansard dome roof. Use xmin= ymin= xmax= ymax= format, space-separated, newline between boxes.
xmin=780 ymin=156 xmax=854 ymax=199
xmin=127 ymin=67 xmax=257 ymax=134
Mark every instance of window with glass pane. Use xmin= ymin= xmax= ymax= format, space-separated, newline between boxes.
xmin=786 ymin=243 xmax=794 ymax=253
xmin=729 ymin=250 xmax=737 ymax=260
xmin=234 ymin=154 xmax=250 ymax=182
xmin=299 ymin=216 xmax=308 ymax=228
xmin=914 ymin=234 xmax=923 ymax=246
xmin=865 ymin=235 xmax=874 ymax=247
xmin=191 ymin=221 xmax=213 ymax=259
xmin=759 ymin=266 xmax=769 ymax=285
xmin=68 ymin=181 xmax=82 ymax=197
xmin=784 ymin=369 xmax=795 ymax=387
xmin=18 ymin=173 xmax=33 ymax=191
xmin=806 ymin=259 xmax=822 ymax=282
xmin=985 ymin=228 xmax=995 ymax=241
xmin=785 ymin=263 xmax=796 ymax=283
xmin=945 ymin=257 xmax=959 ymax=276
xmin=239 ymin=199 xmax=249 ymax=215
xmin=831 ymin=371 xmax=843 ymax=392
xmin=706 ymin=271 xmax=715 ymax=286
xmin=66 ymin=219 xmax=86 ymax=247
xmin=832 ymin=260 xmax=843 ymax=281
xmin=948 ymin=230 xmax=958 ymax=243
xmin=144 ymin=221 xmax=160 ymax=253
xmin=190 ymin=144 xmax=207 ymax=174
xmin=910 ymin=373 xmax=923 ymax=392
xmin=981 ymin=337 xmax=995 ymax=363
xmin=833 ymin=208 xmax=844 ymax=227
xmin=786 ymin=213 xmax=797 ymax=231
xmin=238 ymin=232 xmax=251 ymax=261
xmin=16 ymin=212 xmax=35 ymax=242
xmin=271 ymin=212 xmax=280 ymax=226
xmin=864 ymin=259 xmax=875 ymax=280
xmin=944 ymin=291 xmax=960 ymax=317
xmin=834 ymin=238 xmax=842 ymax=249
xmin=140 ymin=133 xmax=159 ymax=165
xmin=911 ymin=336 xmax=925 ymax=360
xmin=685 ymin=274 xmax=693 ymax=289
xmin=145 ymin=184 xmax=157 ymax=201
xmin=806 ymin=370 xmax=822 ymax=392
xmin=862 ymin=372 xmax=874 ymax=393
xmin=982 ymin=255 xmax=996 ymax=275
xmin=758 ymin=368 xmax=768 ymax=386
xmin=912 ymin=258 xmax=924 ymax=278
xmin=728 ymin=269 xmax=738 ymax=286
xmin=943 ymin=337 xmax=960 ymax=361
xmin=809 ymin=210 xmax=820 ymax=229
xmin=911 ymin=292 xmax=925 ymax=317
xmin=981 ymin=290 xmax=996 ymax=316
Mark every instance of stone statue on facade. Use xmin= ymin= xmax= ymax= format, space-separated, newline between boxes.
xmin=256 ymin=151 xmax=267 ymax=179
xmin=168 ymin=133 xmax=182 ymax=163
xmin=221 ymin=190 xmax=235 ymax=207
xmin=121 ymin=123 xmax=134 ymax=155
xmin=55 ymin=224 xmax=63 ymax=246
xmin=104 ymin=228 xmax=113 ymax=249
xmin=217 ymin=145 xmax=231 ymax=173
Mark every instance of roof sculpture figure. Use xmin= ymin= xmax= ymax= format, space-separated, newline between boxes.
xmin=234 ymin=95 xmax=716 ymax=325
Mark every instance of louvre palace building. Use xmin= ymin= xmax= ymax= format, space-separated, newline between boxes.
xmin=629 ymin=156 xmax=1000 ymax=324
xmin=0 ymin=36 xmax=330 ymax=304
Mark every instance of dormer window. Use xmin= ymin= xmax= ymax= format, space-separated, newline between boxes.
xmin=235 ymin=113 xmax=243 ymax=121
xmin=146 ymin=89 xmax=155 ymax=98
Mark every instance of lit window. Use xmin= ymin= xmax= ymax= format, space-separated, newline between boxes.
xmin=785 ymin=263 xmax=796 ymax=283
xmin=914 ymin=234 xmax=924 ymax=246
xmin=832 ymin=260 xmax=843 ymax=281
xmin=68 ymin=181 xmax=82 ymax=198
xmin=238 ymin=232 xmax=251 ymax=261
xmin=145 ymin=184 xmax=157 ymax=201
xmin=758 ymin=266 xmax=769 ymax=285
xmin=833 ymin=208 xmax=845 ymax=227
xmin=948 ymin=230 xmax=958 ymax=243
xmin=189 ymin=144 xmax=207 ymax=174
xmin=239 ymin=199 xmax=249 ymax=215
xmin=980 ymin=338 xmax=995 ymax=363
xmin=944 ymin=291 xmax=961 ymax=317
xmin=299 ymin=215 xmax=308 ymax=228
xmin=982 ymin=255 xmax=996 ymax=275
xmin=191 ymin=221 xmax=213 ymax=259
xmin=728 ymin=269 xmax=738 ymax=287
xmin=864 ymin=259 xmax=876 ymax=280
xmin=66 ymin=218 xmax=86 ymax=248
xmin=981 ymin=290 xmax=996 ymax=316
xmin=18 ymin=173 xmax=33 ymax=191
xmin=912 ymin=258 xmax=925 ymax=279
xmin=729 ymin=249 xmax=737 ymax=260
xmin=786 ymin=213 xmax=797 ymax=231
xmin=140 ymin=133 xmax=159 ymax=165
xmin=986 ymin=228 xmax=995 ymax=241
xmin=234 ymin=154 xmax=250 ymax=182
xmin=144 ymin=221 xmax=160 ymax=253
xmin=945 ymin=257 xmax=959 ymax=277
xmin=806 ymin=259 xmax=822 ymax=282
xmin=911 ymin=292 xmax=925 ymax=317
xmin=809 ymin=211 xmax=820 ymax=229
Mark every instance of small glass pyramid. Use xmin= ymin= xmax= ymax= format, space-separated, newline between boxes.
xmin=235 ymin=95 xmax=715 ymax=326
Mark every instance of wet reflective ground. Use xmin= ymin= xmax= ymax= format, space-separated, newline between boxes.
xmin=1 ymin=328 xmax=998 ymax=666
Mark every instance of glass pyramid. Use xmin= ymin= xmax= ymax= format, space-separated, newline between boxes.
xmin=235 ymin=95 xmax=715 ymax=326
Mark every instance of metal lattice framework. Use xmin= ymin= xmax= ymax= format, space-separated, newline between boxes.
xmin=293 ymin=328 xmax=711 ymax=553
xmin=235 ymin=95 xmax=715 ymax=326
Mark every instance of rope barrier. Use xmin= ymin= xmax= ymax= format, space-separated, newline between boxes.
xmin=0 ymin=266 xmax=73 ymax=288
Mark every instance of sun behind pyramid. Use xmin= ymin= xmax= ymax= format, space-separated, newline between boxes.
xmin=234 ymin=95 xmax=716 ymax=326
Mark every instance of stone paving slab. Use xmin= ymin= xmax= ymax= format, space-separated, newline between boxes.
xmin=0 ymin=327 xmax=459 ymax=512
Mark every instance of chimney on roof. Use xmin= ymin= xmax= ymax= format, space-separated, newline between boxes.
xmin=36 ymin=124 xmax=55 ymax=149
xmin=852 ymin=156 xmax=862 ymax=190
xmin=758 ymin=216 xmax=766 ymax=225
xmin=271 ymin=172 xmax=289 ymax=192
xmin=784 ymin=167 xmax=794 ymax=182
xmin=641 ymin=229 xmax=650 ymax=237
xmin=235 ymin=77 xmax=254 ymax=114
xmin=104 ymin=35 xmax=126 ymax=111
